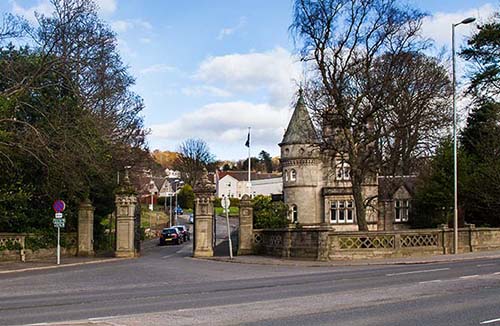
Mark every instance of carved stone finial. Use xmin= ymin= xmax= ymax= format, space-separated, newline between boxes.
xmin=194 ymin=168 xmax=215 ymax=193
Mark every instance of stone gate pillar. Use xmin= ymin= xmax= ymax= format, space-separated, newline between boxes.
xmin=238 ymin=194 xmax=253 ymax=255
xmin=115 ymin=170 xmax=137 ymax=258
xmin=78 ymin=199 xmax=95 ymax=256
xmin=193 ymin=168 xmax=215 ymax=257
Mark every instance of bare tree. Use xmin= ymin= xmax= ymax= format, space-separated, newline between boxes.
xmin=291 ymin=0 xmax=430 ymax=230
xmin=373 ymin=52 xmax=452 ymax=176
xmin=174 ymin=138 xmax=215 ymax=186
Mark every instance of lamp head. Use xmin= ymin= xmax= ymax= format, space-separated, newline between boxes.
xmin=461 ymin=17 xmax=476 ymax=24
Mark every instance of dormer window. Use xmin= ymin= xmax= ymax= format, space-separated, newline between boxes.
xmin=290 ymin=169 xmax=297 ymax=181
xmin=335 ymin=159 xmax=350 ymax=180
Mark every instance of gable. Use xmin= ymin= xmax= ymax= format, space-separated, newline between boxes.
xmin=393 ymin=185 xmax=411 ymax=199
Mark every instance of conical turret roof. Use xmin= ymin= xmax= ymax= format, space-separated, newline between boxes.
xmin=280 ymin=90 xmax=319 ymax=145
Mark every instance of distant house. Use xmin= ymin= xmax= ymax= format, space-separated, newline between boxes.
xmin=215 ymin=170 xmax=282 ymax=198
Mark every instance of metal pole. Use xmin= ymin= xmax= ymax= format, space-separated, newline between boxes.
xmin=247 ymin=127 xmax=251 ymax=196
xmin=169 ymin=195 xmax=172 ymax=227
xmin=226 ymin=205 xmax=233 ymax=259
xmin=57 ymin=226 xmax=60 ymax=265
xmin=452 ymin=22 xmax=458 ymax=255
xmin=175 ymin=184 xmax=178 ymax=226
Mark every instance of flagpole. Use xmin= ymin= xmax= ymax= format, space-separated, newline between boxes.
xmin=247 ymin=127 xmax=251 ymax=196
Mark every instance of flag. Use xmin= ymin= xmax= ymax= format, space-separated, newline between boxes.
xmin=245 ymin=130 xmax=250 ymax=148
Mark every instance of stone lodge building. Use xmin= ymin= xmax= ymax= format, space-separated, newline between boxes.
xmin=280 ymin=92 xmax=414 ymax=231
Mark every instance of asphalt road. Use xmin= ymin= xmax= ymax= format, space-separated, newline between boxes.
xmin=0 ymin=237 xmax=499 ymax=326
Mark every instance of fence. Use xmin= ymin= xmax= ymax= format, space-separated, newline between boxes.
xmin=253 ymin=225 xmax=500 ymax=260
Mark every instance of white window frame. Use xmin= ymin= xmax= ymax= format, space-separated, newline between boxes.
xmin=394 ymin=200 xmax=409 ymax=222
xmin=330 ymin=200 xmax=355 ymax=224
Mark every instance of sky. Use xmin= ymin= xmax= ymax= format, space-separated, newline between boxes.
xmin=1 ymin=0 xmax=498 ymax=160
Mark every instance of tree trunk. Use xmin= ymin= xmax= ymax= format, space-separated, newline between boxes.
xmin=352 ymin=173 xmax=368 ymax=231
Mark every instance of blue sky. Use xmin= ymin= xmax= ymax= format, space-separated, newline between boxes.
xmin=2 ymin=0 xmax=497 ymax=160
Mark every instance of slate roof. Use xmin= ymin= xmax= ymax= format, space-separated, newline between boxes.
xmin=378 ymin=175 xmax=417 ymax=201
xmin=280 ymin=90 xmax=319 ymax=145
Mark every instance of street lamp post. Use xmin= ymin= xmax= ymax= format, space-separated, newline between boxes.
xmin=174 ymin=180 xmax=184 ymax=226
xmin=452 ymin=17 xmax=475 ymax=255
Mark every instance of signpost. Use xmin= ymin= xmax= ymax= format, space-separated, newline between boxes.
xmin=52 ymin=200 xmax=66 ymax=265
xmin=221 ymin=196 xmax=233 ymax=259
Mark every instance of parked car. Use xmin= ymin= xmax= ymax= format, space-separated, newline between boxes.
xmin=175 ymin=206 xmax=183 ymax=215
xmin=188 ymin=213 xmax=194 ymax=224
xmin=172 ymin=225 xmax=190 ymax=242
xmin=159 ymin=227 xmax=183 ymax=245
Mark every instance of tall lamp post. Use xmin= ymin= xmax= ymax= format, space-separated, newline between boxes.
xmin=174 ymin=179 xmax=184 ymax=226
xmin=452 ymin=17 xmax=475 ymax=255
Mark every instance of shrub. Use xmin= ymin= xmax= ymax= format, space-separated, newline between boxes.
xmin=252 ymin=195 xmax=288 ymax=229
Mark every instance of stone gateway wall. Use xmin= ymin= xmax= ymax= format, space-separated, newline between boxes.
xmin=0 ymin=233 xmax=78 ymax=261
xmin=253 ymin=226 xmax=500 ymax=260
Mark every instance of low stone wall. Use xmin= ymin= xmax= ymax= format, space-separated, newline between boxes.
xmin=0 ymin=232 xmax=77 ymax=262
xmin=253 ymin=226 xmax=500 ymax=260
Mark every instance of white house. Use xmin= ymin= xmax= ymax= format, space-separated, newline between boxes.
xmin=215 ymin=171 xmax=282 ymax=198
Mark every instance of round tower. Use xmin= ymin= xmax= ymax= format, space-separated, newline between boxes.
xmin=279 ymin=90 xmax=323 ymax=225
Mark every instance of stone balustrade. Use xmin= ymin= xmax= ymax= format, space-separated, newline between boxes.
xmin=253 ymin=225 xmax=500 ymax=260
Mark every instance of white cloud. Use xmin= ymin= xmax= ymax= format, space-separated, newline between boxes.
xmin=422 ymin=4 xmax=496 ymax=47
xmin=150 ymin=101 xmax=290 ymax=146
xmin=182 ymin=86 xmax=232 ymax=97
xmin=195 ymin=47 xmax=301 ymax=106
xmin=11 ymin=0 xmax=118 ymax=24
xmin=111 ymin=20 xmax=131 ymax=33
xmin=140 ymin=37 xmax=152 ymax=44
xmin=217 ymin=16 xmax=247 ymax=40
xmin=11 ymin=0 xmax=53 ymax=24
xmin=111 ymin=19 xmax=152 ymax=33
xmin=95 ymin=0 xmax=117 ymax=15
xmin=139 ymin=64 xmax=176 ymax=75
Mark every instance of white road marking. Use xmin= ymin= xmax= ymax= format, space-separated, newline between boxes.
xmin=419 ymin=279 xmax=442 ymax=284
xmin=460 ymin=274 xmax=479 ymax=279
xmin=386 ymin=268 xmax=450 ymax=276
xmin=480 ymin=317 xmax=500 ymax=324
xmin=477 ymin=263 xmax=495 ymax=267
xmin=493 ymin=272 xmax=500 ymax=275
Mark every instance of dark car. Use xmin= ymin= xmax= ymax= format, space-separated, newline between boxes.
xmin=159 ymin=227 xmax=183 ymax=245
xmin=172 ymin=225 xmax=190 ymax=242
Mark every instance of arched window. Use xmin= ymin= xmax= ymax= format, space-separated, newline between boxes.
xmin=291 ymin=205 xmax=298 ymax=223
xmin=290 ymin=169 xmax=297 ymax=181
xmin=284 ymin=169 xmax=288 ymax=181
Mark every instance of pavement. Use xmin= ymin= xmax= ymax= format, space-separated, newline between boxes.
xmin=1 ymin=241 xmax=500 ymax=274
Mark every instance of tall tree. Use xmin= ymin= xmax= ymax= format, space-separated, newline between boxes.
xmin=461 ymin=13 xmax=500 ymax=101
xmin=0 ymin=0 xmax=152 ymax=233
xmin=259 ymin=150 xmax=274 ymax=173
xmin=173 ymin=138 xmax=215 ymax=186
xmin=460 ymin=102 xmax=500 ymax=226
xmin=291 ymin=0 xmax=429 ymax=230
xmin=373 ymin=52 xmax=452 ymax=175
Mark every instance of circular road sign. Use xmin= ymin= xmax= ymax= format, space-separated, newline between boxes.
xmin=53 ymin=199 xmax=66 ymax=213
xmin=221 ymin=196 xmax=231 ymax=210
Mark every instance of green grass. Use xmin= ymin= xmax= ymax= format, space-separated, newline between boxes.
xmin=215 ymin=206 xmax=239 ymax=216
